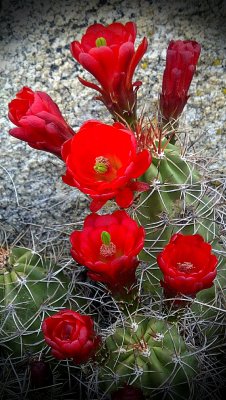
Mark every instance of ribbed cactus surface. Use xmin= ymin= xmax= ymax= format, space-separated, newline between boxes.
xmin=99 ymin=316 xmax=197 ymax=399
xmin=137 ymin=140 xmax=216 ymax=246
xmin=134 ymin=140 xmax=226 ymax=307
xmin=0 ymin=246 xmax=77 ymax=356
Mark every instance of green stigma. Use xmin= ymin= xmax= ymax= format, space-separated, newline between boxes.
xmin=101 ymin=231 xmax=111 ymax=245
xmin=100 ymin=232 xmax=116 ymax=257
xmin=95 ymin=37 xmax=107 ymax=47
xmin=94 ymin=163 xmax=108 ymax=174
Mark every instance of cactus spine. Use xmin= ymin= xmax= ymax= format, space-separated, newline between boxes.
xmin=133 ymin=138 xmax=226 ymax=306
xmin=0 ymin=246 xmax=81 ymax=357
xmin=98 ymin=315 xmax=197 ymax=399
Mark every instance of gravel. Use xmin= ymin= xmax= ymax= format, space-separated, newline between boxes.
xmin=0 ymin=0 xmax=225 ymax=247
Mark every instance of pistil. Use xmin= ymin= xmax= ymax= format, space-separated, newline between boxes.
xmin=95 ymin=37 xmax=107 ymax=47
xmin=100 ymin=231 xmax=116 ymax=257
xmin=94 ymin=156 xmax=110 ymax=174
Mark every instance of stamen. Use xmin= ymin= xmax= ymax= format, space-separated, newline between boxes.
xmin=177 ymin=261 xmax=195 ymax=273
xmin=100 ymin=231 xmax=116 ymax=257
xmin=100 ymin=242 xmax=116 ymax=257
xmin=94 ymin=156 xmax=110 ymax=174
xmin=95 ymin=37 xmax=107 ymax=47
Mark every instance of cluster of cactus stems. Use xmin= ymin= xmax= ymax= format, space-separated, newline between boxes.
xmin=1 ymin=21 xmax=226 ymax=399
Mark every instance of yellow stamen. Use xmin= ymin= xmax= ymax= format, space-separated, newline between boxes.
xmin=94 ymin=156 xmax=110 ymax=174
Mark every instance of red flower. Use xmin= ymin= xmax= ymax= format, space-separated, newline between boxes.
xmin=41 ymin=309 xmax=100 ymax=364
xmin=8 ymin=87 xmax=74 ymax=157
xmin=70 ymin=22 xmax=148 ymax=125
xmin=157 ymin=233 xmax=218 ymax=297
xmin=160 ymin=40 xmax=201 ymax=122
xmin=111 ymin=384 xmax=146 ymax=400
xmin=62 ymin=121 xmax=151 ymax=212
xmin=70 ymin=211 xmax=145 ymax=294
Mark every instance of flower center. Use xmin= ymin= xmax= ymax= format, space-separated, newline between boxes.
xmin=94 ymin=156 xmax=110 ymax=174
xmin=176 ymin=261 xmax=195 ymax=273
xmin=100 ymin=231 xmax=116 ymax=257
xmin=61 ymin=323 xmax=73 ymax=340
xmin=95 ymin=37 xmax=107 ymax=47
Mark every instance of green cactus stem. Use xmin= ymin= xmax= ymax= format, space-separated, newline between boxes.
xmin=133 ymin=140 xmax=226 ymax=304
xmin=0 ymin=246 xmax=80 ymax=357
xmin=98 ymin=316 xmax=197 ymax=399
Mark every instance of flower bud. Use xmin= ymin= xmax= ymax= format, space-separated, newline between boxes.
xmin=29 ymin=359 xmax=52 ymax=388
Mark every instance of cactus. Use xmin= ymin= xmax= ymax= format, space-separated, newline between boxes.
xmin=0 ymin=246 xmax=82 ymax=357
xmin=97 ymin=315 xmax=197 ymax=399
xmin=133 ymin=137 xmax=226 ymax=308
xmin=3 ymin=19 xmax=226 ymax=400
xmin=125 ymin=131 xmax=226 ymax=389
xmin=135 ymin=138 xmax=221 ymax=247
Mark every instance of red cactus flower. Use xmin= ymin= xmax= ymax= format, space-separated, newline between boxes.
xmin=70 ymin=22 xmax=148 ymax=125
xmin=160 ymin=40 xmax=201 ymax=122
xmin=111 ymin=384 xmax=146 ymax=400
xmin=62 ymin=120 xmax=151 ymax=212
xmin=70 ymin=211 xmax=145 ymax=294
xmin=157 ymin=233 xmax=218 ymax=297
xmin=41 ymin=309 xmax=100 ymax=364
xmin=8 ymin=87 xmax=74 ymax=157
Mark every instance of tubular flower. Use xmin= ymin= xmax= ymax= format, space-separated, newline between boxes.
xmin=8 ymin=86 xmax=74 ymax=157
xmin=41 ymin=309 xmax=100 ymax=364
xmin=111 ymin=384 xmax=146 ymax=400
xmin=160 ymin=40 xmax=201 ymax=122
xmin=70 ymin=22 xmax=148 ymax=125
xmin=157 ymin=233 xmax=218 ymax=297
xmin=62 ymin=121 xmax=151 ymax=212
xmin=70 ymin=211 xmax=145 ymax=294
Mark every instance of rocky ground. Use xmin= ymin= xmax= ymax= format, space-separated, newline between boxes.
xmin=0 ymin=0 xmax=225 ymax=249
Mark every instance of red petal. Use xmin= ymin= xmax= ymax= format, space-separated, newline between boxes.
xmin=79 ymin=53 xmax=109 ymax=89
xmin=35 ymin=91 xmax=63 ymax=118
xmin=70 ymin=40 xmax=83 ymax=61
xmin=9 ymin=127 xmax=30 ymax=141
xmin=78 ymin=76 xmax=104 ymax=95
xmin=130 ymin=149 xmax=152 ymax=178
xmin=61 ymin=137 xmax=72 ymax=161
xmin=126 ymin=37 xmax=148 ymax=88
xmin=19 ymin=115 xmax=45 ymax=129
xmin=51 ymin=349 xmax=66 ymax=360
xmin=61 ymin=340 xmax=81 ymax=355
xmin=89 ymin=46 xmax=114 ymax=72
xmin=125 ymin=22 xmax=137 ymax=41
xmin=115 ymin=187 xmax=134 ymax=208
xmin=117 ymin=42 xmax=134 ymax=72
xmin=90 ymin=197 xmax=107 ymax=212
xmin=129 ymin=181 xmax=150 ymax=192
